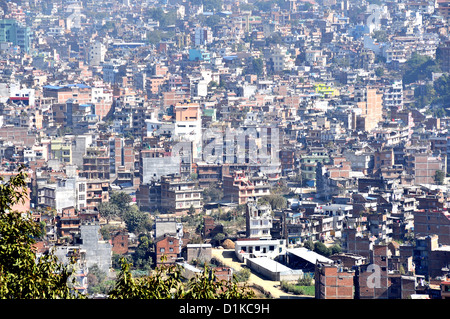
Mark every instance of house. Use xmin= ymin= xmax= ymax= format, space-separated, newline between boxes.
xmin=246 ymin=201 xmax=273 ymax=239
xmin=234 ymin=238 xmax=287 ymax=262
xmin=160 ymin=174 xmax=203 ymax=215
xmin=155 ymin=235 xmax=180 ymax=266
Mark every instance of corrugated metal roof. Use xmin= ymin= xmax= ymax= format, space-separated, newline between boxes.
xmin=287 ymin=247 xmax=333 ymax=264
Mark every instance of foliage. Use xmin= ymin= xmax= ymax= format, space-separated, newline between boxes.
xmin=233 ymin=267 xmax=251 ymax=282
xmin=203 ymin=183 xmax=224 ymax=203
xmin=87 ymin=265 xmax=115 ymax=295
xmin=101 ymin=191 xmax=152 ymax=235
xmin=0 ymin=168 xmax=81 ymax=299
xmin=434 ymin=170 xmax=445 ymax=185
xmin=297 ymin=273 xmax=314 ymax=286
xmin=251 ymin=58 xmax=264 ymax=76
xmin=303 ymin=240 xmax=314 ymax=250
xmin=97 ymin=202 xmax=120 ymax=224
xmin=280 ymin=280 xmax=315 ymax=296
xmin=313 ymin=241 xmax=330 ymax=256
xmin=146 ymin=7 xmax=177 ymax=28
xmin=108 ymin=258 xmax=255 ymax=299
xmin=257 ymin=194 xmax=287 ymax=210
xmin=122 ymin=206 xmax=152 ymax=234
xmin=132 ymin=234 xmax=153 ymax=271
xmin=402 ymin=53 xmax=441 ymax=85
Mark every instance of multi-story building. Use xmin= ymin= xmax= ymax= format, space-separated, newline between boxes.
xmin=414 ymin=209 xmax=450 ymax=246
xmin=353 ymin=86 xmax=383 ymax=132
xmin=222 ymin=170 xmax=271 ymax=205
xmin=271 ymin=45 xmax=295 ymax=73
xmin=0 ymin=18 xmax=31 ymax=53
xmin=81 ymin=147 xmax=110 ymax=180
xmin=50 ymin=138 xmax=72 ymax=164
xmin=246 ymin=201 xmax=273 ymax=239
xmin=174 ymin=102 xmax=202 ymax=160
xmin=315 ymin=262 xmax=355 ymax=299
xmin=160 ymin=174 xmax=203 ymax=215
xmin=155 ymin=235 xmax=180 ymax=266
xmin=383 ymin=80 xmax=404 ymax=114
xmin=85 ymin=179 xmax=109 ymax=210
xmin=87 ymin=40 xmax=106 ymax=66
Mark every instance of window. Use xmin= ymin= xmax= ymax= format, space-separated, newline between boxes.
xmin=160 ymin=248 xmax=165 ymax=253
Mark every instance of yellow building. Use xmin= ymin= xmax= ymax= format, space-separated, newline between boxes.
xmin=50 ymin=138 xmax=72 ymax=164
xmin=314 ymin=83 xmax=339 ymax=97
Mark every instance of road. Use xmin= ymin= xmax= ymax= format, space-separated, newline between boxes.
xmin=211 ymin=249 xmax=313 ymax=299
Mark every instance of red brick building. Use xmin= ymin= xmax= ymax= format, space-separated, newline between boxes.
xmin=315 ymin=262 xmax=355 ymax=299
xmin=111 ymin=231 xmax=129 ymax=255
xmin=414 ymin=209 xmax=450 ymax=245
xmin=155 ymin=235 xmax=180 ymax=266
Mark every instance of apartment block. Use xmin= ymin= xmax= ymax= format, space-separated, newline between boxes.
xmin=160 ymin=174 xmax=203 ymax=215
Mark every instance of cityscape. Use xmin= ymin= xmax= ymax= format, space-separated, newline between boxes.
xmin=0 ymin=0 xmax=450 ymax=301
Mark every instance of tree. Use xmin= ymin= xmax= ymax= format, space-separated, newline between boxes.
xmin=434 ymin=170 xmax=445 ymax=185
xmin=402 ymin=53 xmax=441 ymax=85
xmin=122 ymin=206 xmax=151 ymax=234
xmin=132 ymin=234 xmax=154 ymax=271
xmin=258 ymin=194 xmax=287 ymax=210
xmin=203 ymin=183 xmax=223 ymax=203
xmin=97 ymin=202 xmax=119 ymax=224
xmin=109 ymin=191 xmax=132 ymax=215
xmin=313 ymin=241 xmax=330 ymax=257
xmin=0 ymin=171 xmax=253 ymax=299
xmin=0 ymin=168 xmax=81 ymax=299
xmin=108 ymin=258 xmax=255 ymax=299
xmin=251 ymin=58 xmax=264 ymax=76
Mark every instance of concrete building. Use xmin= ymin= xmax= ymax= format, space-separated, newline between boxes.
xmin=234 ymin=238 xmax=287 ymax=262
xmin=88 ymin=40 xmax=106 ymax=66
xmin=222 ymin=170 xmax=271 ymax=205
xmin=174 ymin=102 xmax=202 ymax=160
xmin=0 ymin=19 xmax=31 ymax=53
xmin=186 ymin=243 xmax=212 ymax=263
xmin=246 ymin=201 xmax=273 ymax=239
xmin=78 ymin=223 xmax=112 ymax=274
xmin=156 ymin=235 xmax=181 ymax=266
xmin=159 ymin=174 xmax=203 ymax=215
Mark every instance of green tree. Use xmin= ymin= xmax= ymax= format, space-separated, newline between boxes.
xmin=109 ymin=258 xmax=254 ymax=299
xmin=258 ymin=194 xmax=287 ymax=210
xmin=251 ymin=58 xmax=264 ymax=76
xmin=203 ymin=183 xmax=224 ymax=203
xmin=0 ymin=168 xmax=81 ymax=299
xmin=434 ymin=170 xmax=445 ymax=185
xmin=313 ymin=241 xmax=330 ymax=257
xmin=109 ymin=191 xmax=132 ymax=215
xmin=132 ymin=234 xmax=154 ymax=271
xmin=403 ymin=53 xmax=441 ymax=85
xmin=122 ymin=206 xmax=151 ymax=234
xmin=97 ymin=202 xmax=120 ymax=224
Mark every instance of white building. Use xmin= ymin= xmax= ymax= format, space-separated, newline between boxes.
xmin=383 ymin=80 xmax=403 ymax=112
xmin=246 ymin=201 xmax=273 ymax=239
xmin=271 ymin=46 xmax=294 ymax=72
xmin=88 ymin=40 xmax=107 ymax=66
xmin=235 ymin=238 xmax=287 ymax=262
